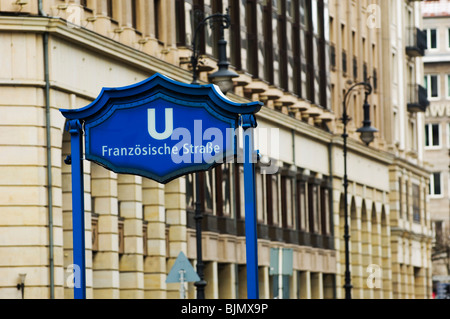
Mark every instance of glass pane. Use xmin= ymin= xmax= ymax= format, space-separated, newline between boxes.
xmin=239 ymin=165 xmax=245 ymax=218
xmin=431 ymin=75 xmax=438 ymax=97
xmin=185 ymin=1 xmax=194 ymax=45
xmin=433 ymin=172 xmax=441 ymax=195
xmin=186 ymin=174 xmax=195 ymax=208
xmin=425 ymin=124 xmax=430 ymax=147
xmin=256 ymin=171 xmax=264 ymax=222
xmin=222 ymin=164 xmax=231 ymax=215
xmin=272 ymin=175 xmax=279 ymax=223
xmin=285 ymin=178 xmax=292 ymax=227
xmin=448 ymin=75 xmax=450 ymax=97
xmin=432 ymin=124 xmax=440 ymax=146
xmin=205 ymin=170 xmax=213 ymax=211
xmin=430 ymin=29 xmax=437 ymax=49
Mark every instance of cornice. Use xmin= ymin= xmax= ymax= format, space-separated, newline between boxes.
xmin=0 ymin=16 xmax=193 ymax=85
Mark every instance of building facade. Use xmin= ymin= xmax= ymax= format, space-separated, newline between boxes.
xmin=422 ymin=0 xmax=450 ymax=290
xmin=0 ymin=0 xmax=432 ymax=299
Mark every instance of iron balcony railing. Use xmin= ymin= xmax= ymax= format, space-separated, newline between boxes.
xmin=407 ymin=84 xmax=430 ymax=113
xmin=406 ymin=27 xmax=427 ymax=57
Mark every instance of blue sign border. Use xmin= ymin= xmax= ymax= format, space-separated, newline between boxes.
xmin=60 ymin=73 xmax=262 ymax=184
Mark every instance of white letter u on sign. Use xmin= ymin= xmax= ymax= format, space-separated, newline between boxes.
xmin=148 ymin=108 xmax=174 ymax=140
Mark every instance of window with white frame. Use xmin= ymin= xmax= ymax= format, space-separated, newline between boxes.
xmin=448 ymin=123 xmax=450 ymax=149
xmin=447 ymin=74 xmax=450 ymax=99
xmin=425 ymin=123 xmax=441 ymax=148
xmin=429 ymin=172 xmax=443 ymax=197
xmin=448 ymin=28 xmax=450 ymax=49
xmin=426 ymin=28 xmax=438 ymax=50
xmin=424 ymin=74 xmax=439 ymax=99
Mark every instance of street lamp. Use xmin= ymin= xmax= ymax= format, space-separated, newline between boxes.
xmin=17 ymin=273 xmax=26 ymax=299
xmin=341 ymin=81 xmax=377 ymax=299
xmin=191 ymin=9 xmax=239 ymax=94
xmin=190 ymin=8 xmax=238 ymax=300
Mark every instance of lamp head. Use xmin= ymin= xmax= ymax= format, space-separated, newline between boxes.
xmin=208 ymin=67 xmax=239 ymax=95
xmin=356 ymin=125 xmax=378 ymax=146
xmin=19 ymin=273 xmax=26 ymax=284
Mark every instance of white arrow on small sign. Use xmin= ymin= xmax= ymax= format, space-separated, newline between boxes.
xmin=166 ymin=251 xmax=200 ymax=299
xmin=166 ymin=251 xmax=200 ymax=284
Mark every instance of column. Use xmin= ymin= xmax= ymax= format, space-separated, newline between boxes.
xmin=259 ymin=266 xmax=270 ymax=299
xmin=361 ymin=213 xmax=372 ymax=299
xmin=91 ymin=164 xmax=120 ymax=299
xmin=117 ymin=175 xmax=144 ymax=299
xmin=218 ymin=263 xmax=236 ymax=299
xmin=165 ymin=177 xmax=187 ymax=299
xmin=205 ymin=261 xmax=219 ymax=299
xmin=142 ymin=179 xmax=167 ymax=299
xmin=299 ymin=271 xmax=311 ymax=299
xmin=238 ymin=265 xmax=248 ymax=299
xmin=311 ymin=272 xmax=323 ymax=299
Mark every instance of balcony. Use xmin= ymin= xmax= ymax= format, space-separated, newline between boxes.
xmin=407 ymin=84 xmax=430 ymax=113
xmin=406 ymin=28 xmax=427 ymax=57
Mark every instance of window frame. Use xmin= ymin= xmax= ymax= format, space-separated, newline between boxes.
xmin=446 ymin=74 xmax=450 ymax=100
xmin=424 ymin=74 xmax=440 ymax=100
xmin=424 ymin=123 xmax=442 ymax=149
xmin=427 ymin=28 xmax=438 ymax=51
xmin=429 ymin=172 xmax=443 ymax=198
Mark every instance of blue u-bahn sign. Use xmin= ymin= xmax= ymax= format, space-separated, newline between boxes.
xmin=60 ymin=73 xmax=262 ymax=299
xmin=62 ymin=73 xmax=261 ymax=184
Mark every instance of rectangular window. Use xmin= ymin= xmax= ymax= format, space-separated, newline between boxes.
xmin=448 ymin=28 xmax=450 ymax=48
xmin=447 ymin=74 xmax=450 ymax=99
xmin=320 ymin=185 xmax=329 ymax=235
xmin=427 ymin=29 xmax=438 ymax=49
xmin=186 ymin=174 xmax=195 ymax=210
xmin=215 ymin=164 xmax=233 ymax=217
xmin=246 ymin=0 xmax=258 ymax=76
xmin=405 ymin=180 xmax=409 ymax=220
xmin=266 ymin=174 xmax=279 ymax=226
xmin=256 ymin=170 xmax=265 ymax=223
xmin=175 ymin=0 xmax=187 ymax=45
xmin=199 ymin=170 xmax=214 ymax=213
xmin=308 ymin=181 xmax=320 ymax=234
xmin=154 ymin=0 xmax=161 ymax=41
xmin=296 ymin=179 xmax=308 ymax=231
xmin=412 ymin=184 xmax=420 ymax=224
xmin=448 ymin=123 xmax=450 ymax=149
xmin=106 ymin=0 xmax=113 ymax=18
xmin=131 ymin=0 xmax=138 ymax=30
xmin=424 ymin=74 xmax=439 ymax=99
xmin=281 ymin=176 xmax=293 ymax=229
xmin=430 ymin=172 xmax=442 ymax=197
xmin=398 ymin=177 xmax=402 ymax=218
xmin=425 ymin=123 xmax=441 ymax=148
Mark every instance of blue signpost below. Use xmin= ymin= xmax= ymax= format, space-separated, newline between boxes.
xmin=241 ymin=115 xmax=259 ymax=299
xmin=67 ymin=120 xmax=86 ymax=299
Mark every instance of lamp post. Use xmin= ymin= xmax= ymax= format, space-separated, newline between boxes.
xmin=341 ymin=81 xmax=377 ymax=299
xmin=17 ymin=273 xmax=26 ymax=299
xmin=190 ymin=8 xmax=238 ymax=300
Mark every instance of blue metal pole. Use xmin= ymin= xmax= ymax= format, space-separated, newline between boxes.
xmin=241 ymin=115 xmax=259 ymax=299
xmin=67 ymin=120 xmax=86 ymax=299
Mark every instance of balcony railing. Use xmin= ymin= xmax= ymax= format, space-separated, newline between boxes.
xmin=407 ymin=84 xmax=430 ymax=113
xmin=406 ymin=27 xmax=427 ymax=57
xmin=187 ymin=211 xmax=334 ymax=250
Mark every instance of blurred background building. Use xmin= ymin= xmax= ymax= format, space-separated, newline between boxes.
xmin=422 ymin=0 xmax=450 ymax=297
xmin=0 ymin=0 xmax=433 ymax=299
